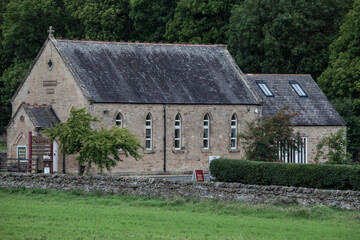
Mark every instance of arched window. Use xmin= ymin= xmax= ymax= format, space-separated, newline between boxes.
xmin=231 ymin=114 xmax=237 ymax=149
xmin=115 ymin=113 xmax=123 ymax=128
xmin=203 ymin=114 xmax=210 ymax=149
xmin=145 ymin=113 xmax=152 ymax=150
xmin=175 ymin=114 xmax=181 ymax=150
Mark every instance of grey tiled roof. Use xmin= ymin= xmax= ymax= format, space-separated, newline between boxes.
xmin=26 ymin=105 xmax=60 ymax=129
xmin=246 ymin=74 xmax=346 ymax=126
xmin=55 ymin=40 xmax=258 ymax=105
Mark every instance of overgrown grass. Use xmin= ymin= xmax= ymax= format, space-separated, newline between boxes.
xmin=0 ymin=187 xmax=359 ymax=239
xmin=0 ymin=141 xmax=6 ymax=151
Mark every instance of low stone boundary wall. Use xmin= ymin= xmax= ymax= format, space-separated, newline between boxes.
xmin=1 ymin=173 xmax=359 ymax=210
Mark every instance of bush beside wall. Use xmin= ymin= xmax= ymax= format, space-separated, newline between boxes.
xmin=210 ymin=159 xmax=360 ymax=191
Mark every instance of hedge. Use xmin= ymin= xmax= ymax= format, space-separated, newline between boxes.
xmin=209 ymin=159 xmax=360 ymax=191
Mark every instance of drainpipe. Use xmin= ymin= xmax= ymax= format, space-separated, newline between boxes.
xmin=62 ymin=154 xmax=66 ymax=174
xmin=28 ymin=131 xmax=32 ymax=173
xmin=163 ymin=104 xmax=167 ymax=172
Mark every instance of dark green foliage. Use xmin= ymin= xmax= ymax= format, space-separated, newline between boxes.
xmin=318 ymin=0 xmax=360 ymax=114
xmin=228 ymin=0 xmax=352 ymax=78
xmin=210 ymin=158 xmax=360 ymax=190
xmin=165 ymin=0 xmax=238 ymax=44
xmin=331 ymin=99 xmax=360 ymax=161
xmin=130 ymin=0 xmax=178 ymax=42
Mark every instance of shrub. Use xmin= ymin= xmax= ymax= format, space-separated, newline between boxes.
xmin=210 ymin=158 xmax=360 ymax=190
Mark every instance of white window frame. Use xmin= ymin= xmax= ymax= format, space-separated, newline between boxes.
xmin=230 ymin=114 xmax=237 ymax=150
xmin=278 ymin=137 xmax=308 ymax=164
xmin=145 ymin=113 xmax=152 ymax=150
xmin=203 ymin=114 xmax=210 ymax=150
xmin=115 ymin=112 xmax=123 ymax=128
xmin=174 ymin=114 xmax=181 ymax=150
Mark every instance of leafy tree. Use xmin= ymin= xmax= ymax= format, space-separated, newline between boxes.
xmin=238 ymin=106 xmax=301 ymax=162
xmin=165 ymin=0 xmax=238 ymax=44
xmin=43 ymin=108 xmax=142 ymax=171
xmin=129 ymin=0 xmax=178 ymax=42
xmin=228 ymin=0 xmax=352 ymax=78
xmin=65 ymin=0 xmax=133 ymax=41
xmin=318 ymin=0 xmax=360 ymax=113
xmin=314 ymin=128 xmax=351 ymax=164
xmin=331 ymin=98 xmax=360 ymax=161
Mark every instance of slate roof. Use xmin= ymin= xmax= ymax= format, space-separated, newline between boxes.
xmin=55 ymin=40 xmax=258 ymax=105
xmin=246 ymin=74 xmax=346 ymax=126
xmin=25 ymin=104 xmax=60 ymax=129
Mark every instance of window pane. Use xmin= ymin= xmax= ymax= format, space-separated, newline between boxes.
xmin=203 ymin=121 xmax=208 ymax=126
xmin=146 ymin=121 xmax=151 ymax=126
xmin=146 ymin=129 xmax=151 ymax=138
xmin=231 ymin=121 xmax=236 ymax=126
xmin=204 ymin=114 xmax=208 ymax=120
xmin=175 ymin=140 xmax=179 ymax=148
xmin=175 ymin=129 xmax=180 ymax=138
xmin=175 ymin=114 xmax=180 ymax=120
xmin=175 ymin=121 xmax=180 ymax=126
xmin=203 ymin=129 xmax=208 ymax=138
xmin=203 ymin=140 xmax=208 ymax=148
xmin=231 ymin=139 xmax=236 ymax=148
xmin=231 ymin=129 xmax=236 ymax=138
xmin=146 ymin=140 xmax=151 ymax=149
xmin=146 ymin=114 xmax=151 ymax=120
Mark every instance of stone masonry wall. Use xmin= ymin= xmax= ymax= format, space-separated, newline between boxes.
xmin=1 ymin=173 xmax=359 ymax=210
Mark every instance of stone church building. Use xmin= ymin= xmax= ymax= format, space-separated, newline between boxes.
xmin=6 ymin=30 xmax=345 ymax=174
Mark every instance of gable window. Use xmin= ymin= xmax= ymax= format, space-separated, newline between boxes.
xmin=174 ymin=114 xmax=181 ymax=150
xmin=256 ymin=81 xmax=274 ymax=97
xmin=278 ymin=137 xmax=308 ymax=163
xmin=290 ymin=81 xmax=307 ymax=97
xmin=115 ymin=113 xmax=123 ymax=128
xmin=145 ymin=113 xmax=152 ymax=150
xmin=231 ymin=114 xmax=237 ymax=149
xmin=203 ymin=114 xmax=210 ymax=150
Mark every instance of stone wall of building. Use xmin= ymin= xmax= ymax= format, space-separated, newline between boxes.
xmin=1 ymin=173 xmax=359 ymax=210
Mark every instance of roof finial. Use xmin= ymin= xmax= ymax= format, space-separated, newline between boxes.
xmin=48 ymin=26 xmax=54 ymax=38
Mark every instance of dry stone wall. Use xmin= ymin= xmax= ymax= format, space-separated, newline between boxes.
xmin=1 ymin=173 xmax=359 ymax=210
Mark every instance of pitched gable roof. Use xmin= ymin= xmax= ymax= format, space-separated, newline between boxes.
xmin=54 ymin=40 xmax=259 ymax=105
xmin=246 ymin=74 xmax=346 ymax=126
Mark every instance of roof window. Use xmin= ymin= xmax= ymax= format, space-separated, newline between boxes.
xmin=290 ymin=81 xmax=307 ymax=97
xmin=256 ymin=81 xmax=274 ymax=97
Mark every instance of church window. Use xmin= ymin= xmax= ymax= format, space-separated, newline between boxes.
xmin=174 ymin=114 xmax=181 ymax=150
xmin=145 ymin=113 xmax=152 ymax=150
xmin=203 ymin=114 xmax=210 ymax=150
xmin=115 ymin=113 xmax=123 ymax=128
xmin=231 ymin=114 xmax=237 ymax=149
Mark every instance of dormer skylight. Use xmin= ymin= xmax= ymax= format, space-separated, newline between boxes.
xmin=256 ymin=81 xmax=274 ymax=97
xmin=290 ymin=81 xmax=307 ymax=97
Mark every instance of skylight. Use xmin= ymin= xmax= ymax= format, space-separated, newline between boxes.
xmin=290 ymin=81 xmax=307 ymax=97
xmin=256 ymin=81 xmax=274 ymax=97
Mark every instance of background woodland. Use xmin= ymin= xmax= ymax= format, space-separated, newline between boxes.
xmin=0 ymin=0 xmax=359 ymax=160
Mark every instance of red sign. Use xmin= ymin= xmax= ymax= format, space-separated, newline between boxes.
xmin=195 ymin=170 xmax=204 ymax=182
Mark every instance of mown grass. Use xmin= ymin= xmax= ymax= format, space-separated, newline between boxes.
xmin=0 ymin=187 xmax=359 ymax=240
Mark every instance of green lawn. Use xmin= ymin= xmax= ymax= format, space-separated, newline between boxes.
xmin=0 ymin=188 xmax=359 ymax=240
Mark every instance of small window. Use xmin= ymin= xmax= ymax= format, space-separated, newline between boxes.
xmin=175 ymin=114 xmax=181 ymax=150
xmin=231 ymin=114 xmax=237 ymax=149
xmin=115 ymin=113 xmax=123 ymax=128
xmin=203 ymin=114 xmax=210 ymax=150
xmin=145 ymin=113 xmax=152 ymax=150
xmin=256 ymin=81 xmax=274 ymax=97
xmin=290 ymin=81 xmax=307 ymax=97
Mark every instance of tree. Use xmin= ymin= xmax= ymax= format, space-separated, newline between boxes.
xmin=129 ymin=0 xmax=178 ymax=42
xmin=331 ymin=98 xmax=360 ymax=161
xmin=227 ymin=0 xmax=352 ymax=78
xmin=238 ymin=106 xmax=301 ymax=162
xmin=314 ymin=128 xmax=351 ymax=164
xmin=43 ymin=108 xmax=142 ymax=171
xmin=318 ymin=0 xmax=360 ymax=113
xmin=165 ymin=0 xmax=238 ymax=44
xmin=65 ymin=0 xmax=133 ymax=41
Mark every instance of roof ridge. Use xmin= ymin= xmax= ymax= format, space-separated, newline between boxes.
xmin=245 ymin=73 xmax=311 ymax=77
xmin=55 ymin=38 xmax=226 ymax=48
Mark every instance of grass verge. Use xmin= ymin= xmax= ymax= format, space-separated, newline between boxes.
xmin=0 ymin=187 xmax=359 ymax=239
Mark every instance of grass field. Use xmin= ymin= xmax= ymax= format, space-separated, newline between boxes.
xmin=0 ymin=141 xmax=6 ymax=151
xmin=0 ymin=188 xmax=359 ymax=240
